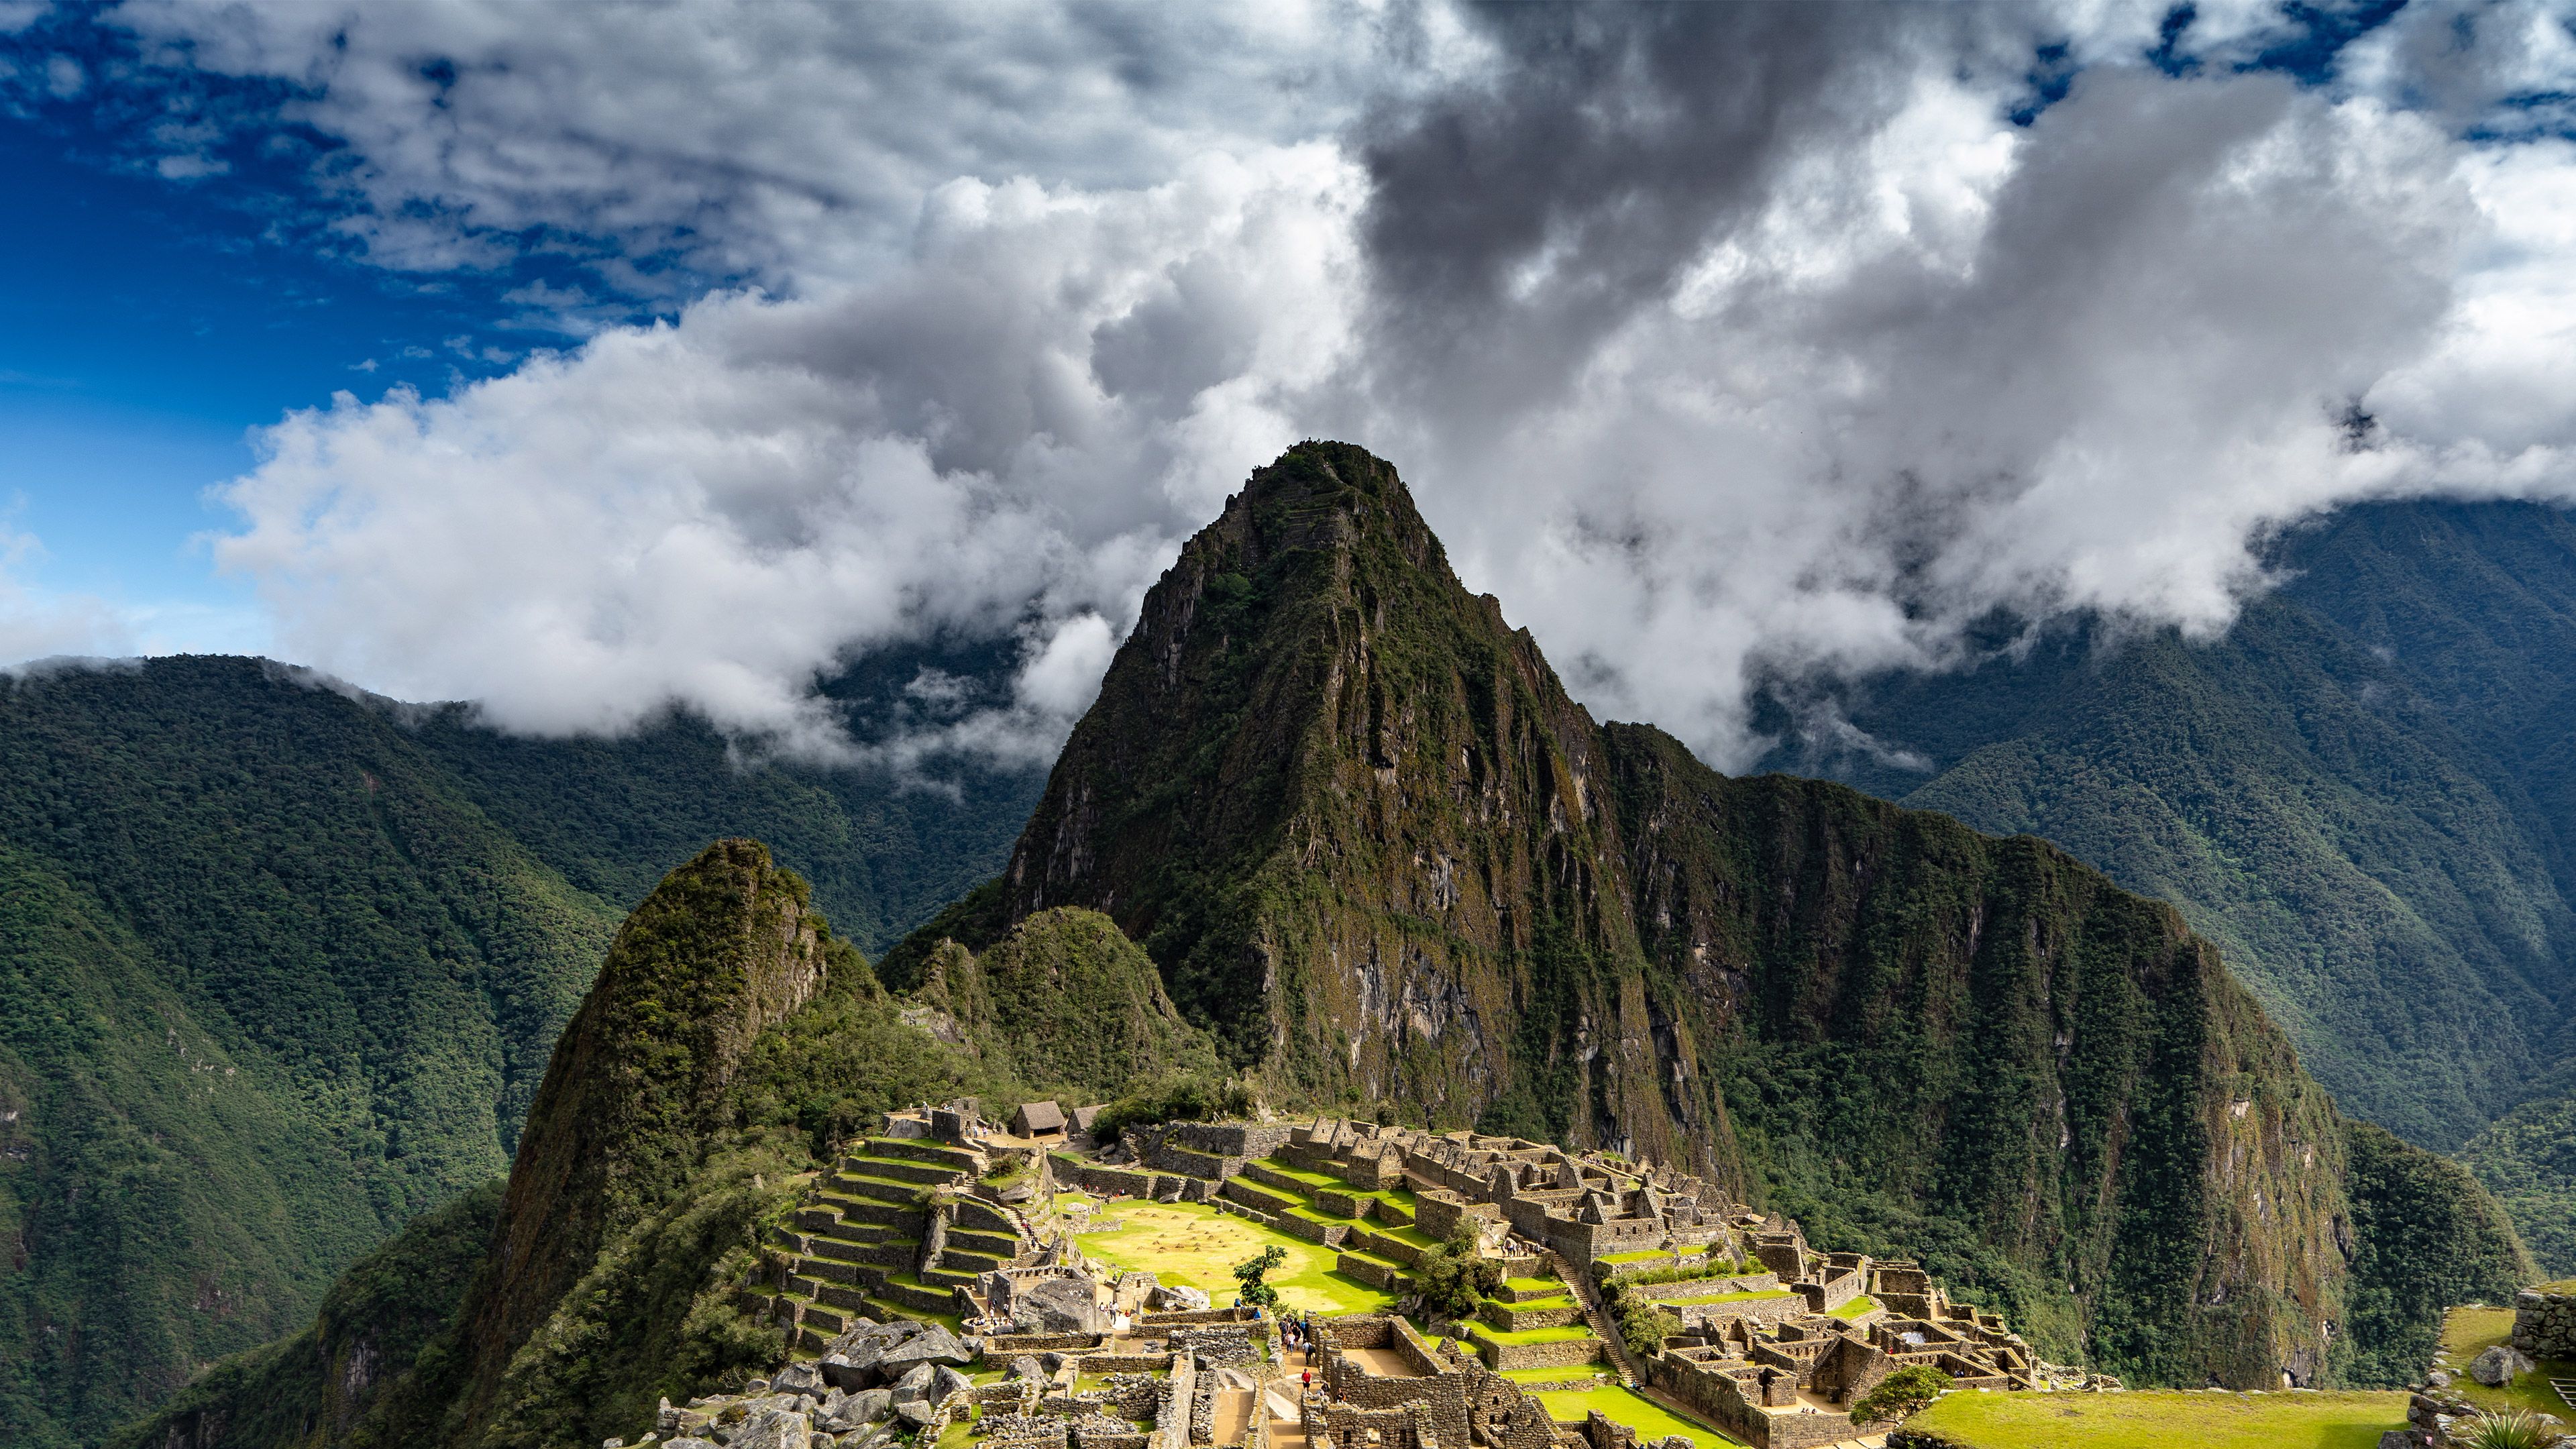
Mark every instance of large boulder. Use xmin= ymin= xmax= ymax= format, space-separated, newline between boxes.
xmin=822 ymin=1318 xmax=969 ymax=1388
xmin=822 ymin=1388 xmax=893 ymax=1432
xmin=896 ymin=1399 xmax=939 ymax=1427
xmin=1155 ymin=1284 xmax=1212 ymax=1313
xmin=879 ymin=1323 xmax=973 ymax=1371
xmin=932 ymin=1364 xmax=974 ymax=1403
xmin=728 ymin=1409 xmax=814 ymax=1449
xmin=2472 ymin=1344 xmax=2539 ymax=1387
xmin=1010 ymin=1355 xmax=1047 ymax=1381
xmin=889 ymin=1363 xmax=938 ymax=1405
xmin=772 ymin=1361 xmax=826 ymax=1397
xmin=1014 ymin=1276 xmax=1112 ymax=1334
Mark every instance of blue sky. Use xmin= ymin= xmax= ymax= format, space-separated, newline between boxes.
xmin=0 ymin=23 xmax=639 ymax=651
xmin=4 ymin=0 xmax=2573 ymax=767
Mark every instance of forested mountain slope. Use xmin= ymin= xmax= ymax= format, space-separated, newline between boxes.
xmin=941 ymin=441 xmax=2523 ymax=1387
xmin=1756 ymin=502 xmax=2576 ymax=1154
xmin=1751 ymin=503 xmax=2576 ymax=1159
xmin=119 ymin=841 xmax=1222 ymax=1449
xmin=0 ymin=659 xmax=1036 ymax=1448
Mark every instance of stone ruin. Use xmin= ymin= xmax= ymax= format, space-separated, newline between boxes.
xmin=619 ymin=1105 xmax=2125 ymax=1449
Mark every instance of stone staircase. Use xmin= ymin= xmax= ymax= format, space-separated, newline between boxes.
xmin=1551 ymin=1250 xmax=1639 ymax=1387
xmin=745 ymin=1136 xmax=1038 ymax=1354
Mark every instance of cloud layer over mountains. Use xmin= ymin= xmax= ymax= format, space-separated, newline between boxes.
xmin=23 ymin=0 xmax=2576 ymax=766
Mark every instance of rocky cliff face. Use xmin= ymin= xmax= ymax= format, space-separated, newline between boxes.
xmin=994 ymin=441 xmax=2515 ymax=1385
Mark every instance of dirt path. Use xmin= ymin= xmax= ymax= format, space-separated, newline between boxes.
xmin=1263 ymin=1347 xmax=1311 ymax=1449
xmin=1212 ymin=1388 xmax=1253 ymax=1445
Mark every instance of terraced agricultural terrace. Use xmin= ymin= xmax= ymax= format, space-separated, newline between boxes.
xmin=646 ymin=1105 xmax=2121 ymax=1449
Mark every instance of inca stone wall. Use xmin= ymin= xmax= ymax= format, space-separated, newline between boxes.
xmin=2512 ymin=1289 xmax=2576 ymax=1358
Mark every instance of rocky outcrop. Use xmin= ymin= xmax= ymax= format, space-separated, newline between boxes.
xmin=447 ymin=839 xmax=843 ymax=1436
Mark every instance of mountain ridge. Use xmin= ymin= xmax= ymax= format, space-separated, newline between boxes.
xmin=947 ymin=440 xmax=2524 ymax=1384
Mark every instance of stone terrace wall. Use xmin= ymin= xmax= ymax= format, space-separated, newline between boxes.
xmin=2515 ymin=1289 xmax=2576 ymax=1359
xmin=1646 ymin=1354 xmax=1852 ymax=1449
xmin=1170 ymin=1122 xmax=1294 ymax=1161
xmin=1413 ymin=1191 xmax=1500 ymax=1242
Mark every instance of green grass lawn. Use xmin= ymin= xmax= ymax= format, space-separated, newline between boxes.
xmin=1501 ymin=1366 xmax=1612 ymax=1385
xmin=1371 ymin=1222 xmax=1440 ymax=1250
xmin=1074 ymin=1199 xmax=1395 ymax=1315
xmin=1597 ymin=1249 xmax=1678 ymax=1267
xmin=2434 ymin=1305 xmax=2576 ymax=1418
xmin=1827 ymin=1294 xmax=1880 ymax=1320
xmin=1248 ymin=1159 xmax=1421 ymax=1212
xmin=1658 ymin=1289 xmax=1792 ymax=1307
xmin=1468 ymin=1322 xmax=1599 ymax=1346
xmin=1503 ymin=1276 xmax=1565 ymax=1294
xmin=1901 ymin=1390 xmax=2408 ymax=1448
xmin=1253 ymin=1159 xmax=1345 ymax=1188
xmin=1532 ymin=1386 xmax=1743 ymax=1448
xmin=1497 ymin=1295 xmax=1579 ymax=1313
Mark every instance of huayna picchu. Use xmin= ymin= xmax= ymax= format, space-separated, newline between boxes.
xmin=118 ymin=445 xmax=2529 ymax=1449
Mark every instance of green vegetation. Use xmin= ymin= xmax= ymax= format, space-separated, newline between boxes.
xmin=0 ymin=651 xmax=1037 ymax=1446
xmin=1413 ymin=1229 xmax=1506 ymax=1319
xmin=1898 ymin=1389 xmax=2408 ymax=1448
xmin=2343 ymin=1120 xmax=2532 ymax=1385
xmin=1602 ymin=1259 xmax=1756 ymax=1289
xmin=115 ymin=843 xmax=1038 ymax=1449
xmin=101 ymin=1180 xmax=504 ymax=1449
xmin=1849 ymin=1364 xmax=1950 ymax=1425
xmin=1771 ymin=500 xmax=2576 ymax=1156
xmin=1528 ymin=1386 xmax=1733 ymax=1448
xmin=965 ymin=442 xmax=2524 ymax=1389
xmin=0 ymin=659 xmax=622 ymax=1448
xmin=2434 ymin=1307 xmax=2576 ymax=1420
xmin=1233 ymin=1245 xmax=1289 ymax=1311
xmin=53 ymin=456 xmax=2576 ymax=1449
xmin=412 ymin=636 xmax=1044 ymax=954
xmin=910 ymin=908 xmax=1222 ymax=1103
xmin=1618 ymin=1303 xmax=1678 ymax=1359
xmin=1087 ymin=1075 xmax=1261 ymax=1148
xmin=1071 ymin=1201 xmax=1395 ymax=1316
xmin=1468 ymin=1322 xmax=1598 ymax=1346
xmin=1827 ymin=1295 xmax=1880 ymax=1320
xmin=1656 ymin=1289 xmax=1792 ymax=1308
xmin=2460 ymin=1097 xmax=2576 ymax=1275
xmin=2460 ymin=1409 xmax=2555 ymax=1449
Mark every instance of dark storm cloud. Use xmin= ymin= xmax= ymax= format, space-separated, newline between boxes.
xmin=1356 ymin=3 xmax=1942 ymax=415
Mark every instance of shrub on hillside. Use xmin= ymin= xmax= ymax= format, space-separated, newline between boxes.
xmin=1091 ymin=1075 xmax=1259 ymax=1146
xmin=1849 ymin=1365 xmax=1951 ymax=1425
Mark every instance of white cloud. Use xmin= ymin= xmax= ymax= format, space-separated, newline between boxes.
xmin=109 ymin=0 xmax=1460 ymax=287
xmin=0 ymin=524 xmax=139 ymax=663
xmin=110 ymin=0 xmax=2576 ymax=767
xmin=213 ymin=147 xmax=1364 ymax=753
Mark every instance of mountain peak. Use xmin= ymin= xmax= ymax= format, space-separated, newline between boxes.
xmin=978 ymin=440 xmax=2500 ymax=1385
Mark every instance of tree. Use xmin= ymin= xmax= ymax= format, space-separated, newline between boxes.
xmin=1413 ymin=1230 xmax=1506 ymax=1320
xmin=1849 ymin=1364 xmax=1952 ymax=1425
xmin=1233 ymin=1245 xmax=1289 ymax=1311
xmin=1619 ymin=1303 xmax=1680 ymax=1360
